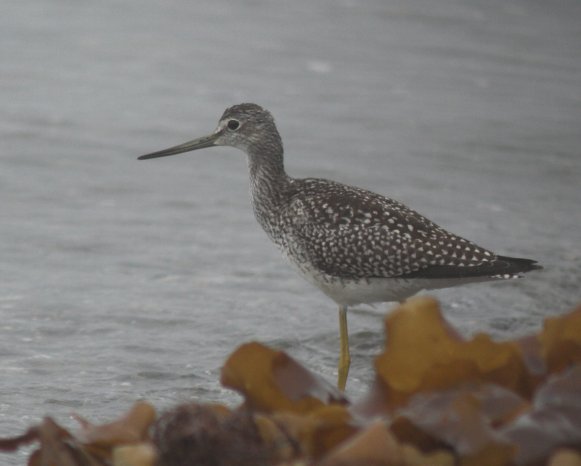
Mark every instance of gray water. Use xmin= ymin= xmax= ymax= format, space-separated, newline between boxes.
xmin=1 ymin=0 xmax=580 ymax=462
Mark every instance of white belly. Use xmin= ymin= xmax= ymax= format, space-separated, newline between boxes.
xmin=284 ymin=255 xmax=495 ymax=307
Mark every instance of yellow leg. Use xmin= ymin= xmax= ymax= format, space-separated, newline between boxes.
xmin=337 ymin=305 xmax=351 ymax=391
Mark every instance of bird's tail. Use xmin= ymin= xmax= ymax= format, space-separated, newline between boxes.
xmin=492 ymin=255 xmax=543 ymax=278
xmin=401 ymin=255 xmax=542 ymax=279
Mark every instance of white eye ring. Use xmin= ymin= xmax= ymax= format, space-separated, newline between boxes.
xmin=227 ymin=119 xmax=240 ymax=130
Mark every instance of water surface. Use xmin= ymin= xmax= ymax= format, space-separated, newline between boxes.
xmin=1 ymin=1 xmax=580 ymax=463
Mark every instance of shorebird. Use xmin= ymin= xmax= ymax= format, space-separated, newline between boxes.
xmin=138 ymin=103 xmax=541 ymax=390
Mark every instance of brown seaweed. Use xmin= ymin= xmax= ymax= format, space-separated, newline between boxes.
xmin=1 ymin=298 xmax=580 ymax=466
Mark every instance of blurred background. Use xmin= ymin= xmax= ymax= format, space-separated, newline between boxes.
xmin=1 ymin=0 xmax=580 ymax=461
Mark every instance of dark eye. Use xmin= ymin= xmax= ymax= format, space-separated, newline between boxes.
xmin=227 ymin=119 xmax=240 ymax=130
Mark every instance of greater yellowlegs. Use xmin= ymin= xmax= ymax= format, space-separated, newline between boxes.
xmin=138 ymin=103 xmax=541 ymax=390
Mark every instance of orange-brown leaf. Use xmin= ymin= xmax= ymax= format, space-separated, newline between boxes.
xmin=221 ymin=342 xmax=346 ymax=414
xmin=539 ymin=304 xmax=581 ymax=374
xmin=501 ymin=365 xmax=581 ymax=465
xmin=375 ymin=297 xmax=532 ymax=407
xmin=75 ymin=401 xmax=156 ymax=450
xmin=319 ymin=420 xmax=454 ymax=466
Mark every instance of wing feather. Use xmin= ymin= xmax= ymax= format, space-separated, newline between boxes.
xmin=282 ymin=178 xmax=497 ymax=280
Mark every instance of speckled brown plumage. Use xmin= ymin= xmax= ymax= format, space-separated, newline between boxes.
xmin=280 ymin=178 xmax=527 ymax=280
xmin=139 ymin=103 xmax=541 ymax=389
xmin=141 ymin=103 xmax=541 ymax=303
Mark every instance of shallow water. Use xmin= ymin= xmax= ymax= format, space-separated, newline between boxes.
xmin=1 ymin=0 xmax=580 ymax=462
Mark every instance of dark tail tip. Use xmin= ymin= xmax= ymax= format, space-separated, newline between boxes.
xmin=496 ymin=256 xmax=543 ymax=274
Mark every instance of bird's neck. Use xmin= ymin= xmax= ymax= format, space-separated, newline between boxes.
xmin=247 ymin=141 xmax=290 ymax=226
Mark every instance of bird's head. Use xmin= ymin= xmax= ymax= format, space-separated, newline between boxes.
xmin=138 ymin=103 xmax=281 ymax=160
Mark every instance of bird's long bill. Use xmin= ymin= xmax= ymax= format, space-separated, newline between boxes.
xmin=137 ymin=132 xmax=220 ymax=160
